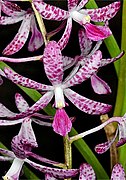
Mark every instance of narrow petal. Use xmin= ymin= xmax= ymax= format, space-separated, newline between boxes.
xmin=4 ymin=67 xmax=53 ymax=91
xmin=64 ymin=88 xmax=112 ymax=115
xmin=91 ymin=74 xmax=111 ymax=94
xmin=2 ymin=14 xmax=31 ymax=55
xmin=111 ymin=164 xmax=125 ymax=180
xmin=58 ymin=17 xmax=72 ymax=50
xmin=0 ymin=55 xmax=42 ymax=63
xmin=45 ymin=174 xmax=58 ymax=180
xmin=0 ymin=119 xmax=22 ymax=126
xmin=28 ymin=15 xmax=44 ymax=52
xmin=67 ymin=0 xmax=79 ymax=11
xmin=95 ymin=128 xmax=118 ymax=154
xmin=43 ymin=41 xmax=63 ymax=85
xmin=3 ymin=158 xmax=24 ymax=180
xmin=100 ymin=51 xmax=124 ymax=67
xmin=0 ymin=15 xmax=24 ymax=25
xmin=0 ymin=148 xmax=15 ymax=158
xmin=33 ymin=1 xmax=68 ymax=21
xmin=63 ymin=56 xmax=76 ymax=70
xmin=86 ymin=1 xmax=121 ymax=22
xmin=0 ymin=156 xmax=13 ymax=161
xmin=52 ymin=108 xmax=72 ymax=136
xmin=8 ymin=91 xmax=54 ymax=120
xmin=84 ymin=23 xmax=112 ymax=41
xmin=78 ymin=29 xmax=92 ymax=56
xmin=0 ymin=103 xmax=16 ymax=117
xmin=15 ymin=93 xmax=29 ymax=112
xmin=25 ymin=158 xmax=79 ymax=179
xmin=64 ymin=50 xmax=102 ymax=88
xmin=32 ymin=118 xmax=52 ymax=127
xmin=79 ymin=163 xmax=95 ymax=180
xmin=76 ymin=0 xmax=88 ymax=11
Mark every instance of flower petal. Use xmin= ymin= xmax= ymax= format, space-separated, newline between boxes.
xmin=0 ymin=148 xmax=15 ymax=158
xmin=33 ymin=1 xmax=68 ymax=21
xmin=28 ymin=15 xmax=44 ymax=52
xmin=63 ymin=56 xmax=76 ymax=70
xmin=86 ymin=1 xmax=121 ymax=22
xmin=58 ymin=17 xmax=72 ymax=50
xmin=2 ymin=14 xmax=31 ymax=55
xmin=0 ymin=75 xmax=3 ymax=85
xmin=45 ymin=174 xmax=58 ymax=180
xmin=0 ymin=103 xmax=16 ymax=117
xmin=64 ymin=88 xmax=112 ymax=115
xmin=68 ymin=0 xmax=79 ymax=11
xmin=4 ymin=67 xmax=53 ymax=91
xmin=0 ymin=119 xmax=22 ymax=126
xmin=91 ymin=74 xmax=111 ymax=94
xmin=79 ymin=163 xmax=95 ymax=180
xmin=8 ymin=91 xmax=54 ymax=120
xmin=78 ymin=29 xmax=92 ymax=56
xmin=84 ymin=23 xmax=112 ymax=41
xmin=43 ymin=41 xmax=63 ymax=85
xmin=76 ymin=0 xmax=88 ymax=11
xmin=25 ymin=158 xmax=79 ymax=178
xmin=111 ymin=163 xmax=125 ymax=180
xmin=64 ymin=50 xmax=102 ymax=88
xmin=0 ymin=156 xmax=13 ymax=161
xmin=0 ymin=15 xmax=24 ymax=25
xmin=52 ymin=108 xmax=72 ymax=136
xmin=15 ymin=93 xmax=29 ymax=112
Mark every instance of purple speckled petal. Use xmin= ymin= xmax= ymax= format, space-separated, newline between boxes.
xmin=63 ymin=56 xmax=76 ymax=70
xmin=4 ymin=68 xmax=53 ymax=91
xmin=2 ymin=14 xmax=31 ymax=55
xmin=0 ymin=103 xmax=16 ymax=117
xmin=68 ymin=0 xmax=78 ymax=11
xmin=64 ymin=88 xmax=112 ymax=115
xmin=8 ymin=91 xmax=54 ymax=120
xmin=0 ymin=148 xmax=15 ymax=158
xmin=32 ymin=118 xmax=52 ymax=127
xmin=28 ymin=15 xmax=44 ymax=52
xmin=45 ymin=174 xmax=58 ymax=180
xmin=86 ymin=1 xmax=121 ymax=22
xmin=33 ymin=0 xmax=68 ymax=21
xmin=43 ymin=41 xmax=63 ymax=85
xmin=58 ymin=17 xmax=72 ymax=50
xmin=52 ymin=108 xmax=72 ymax=136
xmin=15 ymin=93 xmax=29 ymax=112
xmin=0 ymin=119 xmax=22 ymax=126
xmin=79 ymin=163 xmax=95 ymax=180
xmin=100 ymin=51 xmax=124 ymax=67
xmin=0 ymin=15 xmax=24 ymax=25
xmin=25 ymin=158 xmax=79 ymax=178
xmin=2 ymin=1 xmax=25 ymax=16
xmin=91 ymin=74 xmax=111 ymax=94
xmin=84 ymin=23 xmax=112 ymax=41
xmin=0 ymin=55 xmax=42 ymax=63
xmin=76 ymin=0 xmax=88 ymax=11
xmin=95 ymin=128 xmax=118 ymax=154
xmin=0 ymin=156 xmax=13 ymax=161
xmin=64 ymin=50 xmax=102 ymax=88
xmin=78 ymin=28 xmax=92 ymax=56
xmin=111 ymin=164 xmax=125 ymax=180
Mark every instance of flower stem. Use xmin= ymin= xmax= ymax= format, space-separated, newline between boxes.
xmin=63 ymin=135 xmax=72 ymax=180
xmin=31 ymin=2 xmax=48 ymax=45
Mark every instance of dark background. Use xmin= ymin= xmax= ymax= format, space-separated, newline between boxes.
xmin=0 ymin=0 xmax=122 ymax=179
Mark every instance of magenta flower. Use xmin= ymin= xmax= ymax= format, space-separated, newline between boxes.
xmin=63 ymin=29 xmax=124 ymax=94
xmin=33 ymin=0 xmax=120 ymax=49
xmin=0 ymin=4 xmax=43 ymax=55
xmin=3 ymin=41 xmax=112 ymax=136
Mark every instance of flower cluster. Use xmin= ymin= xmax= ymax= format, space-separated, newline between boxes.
xmin=0 ymin=0 xmax=125 ymax=179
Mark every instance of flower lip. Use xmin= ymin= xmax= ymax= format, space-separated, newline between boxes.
xmin=54 ymin=85 xmax=65 ymax=108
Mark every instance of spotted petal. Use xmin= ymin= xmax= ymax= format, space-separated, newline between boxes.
xmin=33 ymin=1 xmax=68 ymax=21
xmin=25 ymin=158 xmax=79 ymax=179
xmin=15 ymin=93 xmax=29 ymax=112
xmin=0 ymin=103 xmax=16 ymax=117
xmin=79 ymin=163 xmax=95 ymax=180
xmin=0 ymin=119 xmax=23 ymax=126
xmin=45 ymin=174 xmax=58 ymax=180
xmin=64 ymin=88 xmax=112 ymax=115
xmin=64 ymin=50 xmax=102 ymax=88
xmin=0 ymin=15 xmax=24 ymax=25
xmin=43 ymin=41 xmax=63 ymax=85
xmin=111 ymin=164 xmax=125 ymax=180
xmin=91 ymin=74 xmax=111 ymax=94
xmin=76 ymin=0 xmax=88 ymax=11
xmin=85 ymin=1 xmax=121 ymax=22
xmin=63 ymin=56 xmax=76 ymax=70
xmin=2 ymin=14 xmax=31 ymax=55
xmin=0 ymin=148 xmax=15 ymax=158
xmin=68 ymin=0 xmax=79 ymax=11
xmin=4 ymin=68 xmax=53 ymax=91
xmin=58 ymin=17 xmax=72 ymax=50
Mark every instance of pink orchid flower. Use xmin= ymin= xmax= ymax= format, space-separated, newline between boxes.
xmin=63 ymin=29 xmax=124 ymax=94
xmin=3 ymin=41 xmax=111 ymax=136
xmin=33 ymin=0 xmax=120 ymax=50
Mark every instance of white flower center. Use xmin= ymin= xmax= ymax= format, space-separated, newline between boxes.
xmin=54 ymin=86 xmax=65 ymax=108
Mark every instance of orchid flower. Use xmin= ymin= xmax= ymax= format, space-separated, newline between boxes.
xmin=0 ymin=3 xmax=43 ymax=55
xmin=111 ymin=163 xmax=126 ymax=180
xmin=63 ymin=29 xmax=124 ymax=94
xmin=3 ymin=41 xmax=111 ymax=136
xmin=33 ymin=0 xmax=120 ymax=50
xmin=94 ymin=113 xmax=126 ymax=154
xmin=0 ymin=92 xmax=52 ymax=127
